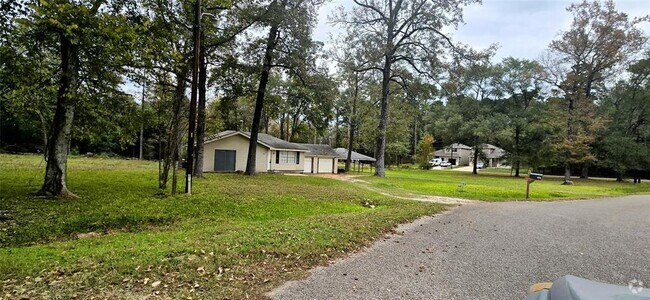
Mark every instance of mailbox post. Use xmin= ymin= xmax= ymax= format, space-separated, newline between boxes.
xmin=526 ymin=171 xmax=543 ymax=200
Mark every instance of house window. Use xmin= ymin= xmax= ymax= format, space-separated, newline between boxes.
xmin=452 ymin=148 xmax=458 ymax=153
xmin=276 ymin=151 xmax=299 ymax=164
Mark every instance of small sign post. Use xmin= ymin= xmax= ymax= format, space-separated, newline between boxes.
xmin=526 ymin=170 xmax=543 ymax=200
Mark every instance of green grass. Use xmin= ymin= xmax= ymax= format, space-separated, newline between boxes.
xmin=361 ymin=168 xmax=650 ymax=201
xmin=0 ymin=154 xmax=445 ymax=299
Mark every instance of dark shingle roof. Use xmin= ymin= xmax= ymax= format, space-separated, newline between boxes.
xmin=256 ymin=133 xmax=308 ymax=150
xmin=204 ymin=131 xmax=308 ymax=151
xmin=298 ymin=144 xmax=339 ymax=157
xmin=334 ymin=148 xmax=376 ymax=162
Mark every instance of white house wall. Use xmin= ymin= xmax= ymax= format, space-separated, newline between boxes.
xmin=203 ymin=135 xmax=269 ymax=172
xmin=269 ymin=150 xmax=305 ymax=172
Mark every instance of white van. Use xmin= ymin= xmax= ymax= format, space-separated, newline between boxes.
xmin=429 ymin=158 xmax=442 ymax=166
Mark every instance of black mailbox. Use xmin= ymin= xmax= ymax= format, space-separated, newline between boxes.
xmin=529 ymin=173 xmax=543 ymax=180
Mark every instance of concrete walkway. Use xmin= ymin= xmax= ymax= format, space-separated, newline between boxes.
xmin=270 ymin=196 xmax=650 ymax=299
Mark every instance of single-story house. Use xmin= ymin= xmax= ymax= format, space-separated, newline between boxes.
xmin=299 ymin=144 xmax=339 ymax=174
xmin=202 ymin=131 xmax=339 ymax=174
xmin=203 ymin=131 xmax=308 ymax=173
xmin=433 ymin=143 xmax=472 ymax=166
xmin=470 ymin=144 xmax=507 ymax=167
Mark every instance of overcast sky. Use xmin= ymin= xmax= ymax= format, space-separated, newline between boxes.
xmin=312 ymin=0 xmax=650 ymax=62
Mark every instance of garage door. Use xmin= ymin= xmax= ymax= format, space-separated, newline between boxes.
xmin=304 ymin=157 xmax=313 ymax=173
xmin=214 ymin=150 xmax=236 ymax=172
xmin=318 ymin=158 xmax=333 ymax=173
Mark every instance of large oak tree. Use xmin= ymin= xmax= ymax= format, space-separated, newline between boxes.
xmin=543 ymin=0 xmax=647 ymax=183
xmin=333 ymin=0 xmax=479 ymax=177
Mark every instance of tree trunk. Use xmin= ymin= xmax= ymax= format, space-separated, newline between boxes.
xmin=184 ymin=0 xmax=201 ymax=194
xmin=264 ymin=115 xmax=269 ymax=133
xmin=345 ymin=73 xmax=359 ymax=173
xmin=411 ymin=115 xmax=417 ymax=163
xmin=334 ymin=114 xmax=341 ymax=148
xmin=580 ymin=163 xmax=589 ymax=179
xmin=157 ymin=98 xmax=163 ymax=191
xmin=279 ymin=114 xmax=285 ymax=140
xmin=139 ymin=84 xmax=145 ymax=160
xmin=514 ymin=126 xmax=520 ymax=177
xmin=194 ymin=39 xmax=207 ymax=178
xmin=40 ymin=33 xmax=79 ymax=198
xmin=472 ymin=145 xmax=479 ymax=175
xmin=563 ymin=96 xmax=576 ymax=184
xmin=245 ymin=15 xmax=280 ymax=175
xmin=35 ymin=109 xmax=49 ymax=160
xmin=563 ymin=164 xmax=573 ymax=185
xmin=171 ymin=140 xmax=181 ymax=195
xmin=374 ymin=54 xmax=392 ymax=177
xmin=160 ymin=69 xmax=188 ymax=190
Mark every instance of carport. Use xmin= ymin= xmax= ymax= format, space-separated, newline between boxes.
xmin=334 ymin=148 xmax=376 ymax=173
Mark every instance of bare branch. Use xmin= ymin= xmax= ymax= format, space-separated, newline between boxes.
xmin=352 ymin=0 xmax=387 ymax=21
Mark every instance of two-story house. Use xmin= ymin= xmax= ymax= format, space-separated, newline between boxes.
xmin=433 ymin=143 xmax=473 ymax=166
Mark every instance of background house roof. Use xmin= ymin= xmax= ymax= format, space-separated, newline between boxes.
xmin=433 ymin=149 xmax=450 ymax=157
xmin=205 ymin=131 xmax=308 ymax=151
xmin=433 ymin=143 xmax=472 ymax=158
xmin=449 ymin=143 xmax=472 ymax=150
xmin=299 ymin=144 xmax=339 ymax=157
xmin=482 ymin=144 xmax=506 ymax=159
xmin=334 ymin=148 xmax=376 ymax=162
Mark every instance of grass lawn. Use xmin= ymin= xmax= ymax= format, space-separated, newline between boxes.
xmin=361 ymin=168 xmax=650 ymax=201
xmin=0 ymin=154 xmax=445 ymax=299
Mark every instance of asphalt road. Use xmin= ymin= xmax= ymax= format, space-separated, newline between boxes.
xmin=270 ymin=195 xmax=650 ymax=300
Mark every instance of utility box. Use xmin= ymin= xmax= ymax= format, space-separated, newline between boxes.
xmin=529 ymin=173 xmax=543 ymax=180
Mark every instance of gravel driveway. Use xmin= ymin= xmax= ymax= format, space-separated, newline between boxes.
xmin=270 ymin=195 xmax=650 ymax=300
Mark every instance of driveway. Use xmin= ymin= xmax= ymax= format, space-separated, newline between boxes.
xmin=270 ymin=195 xmax=650 ymax=299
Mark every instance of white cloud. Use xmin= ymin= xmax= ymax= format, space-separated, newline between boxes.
xmin=314 ymin=0 xmax=650 ymax=62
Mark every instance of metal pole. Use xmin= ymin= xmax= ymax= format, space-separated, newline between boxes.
xmin=186 ymin=0 xmax=201 ymax=195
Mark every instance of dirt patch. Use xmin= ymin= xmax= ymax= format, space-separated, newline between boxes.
xmin=76 ymin=232 xmax=101 ymax=239
xmin=317 ymin=174 xmax=476 ymax=205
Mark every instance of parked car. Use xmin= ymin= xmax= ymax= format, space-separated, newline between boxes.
xmin=525 ymin=275 xmax=650 ymax=299
xmin=439 ymin=161 xmax=452 ymax=167
xmin=476 ymin=162 xmax=485 ymax=169
xmin=429 ymin=158 xmax=442 ymax=166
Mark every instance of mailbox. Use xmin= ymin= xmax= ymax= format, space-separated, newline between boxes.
xmin=529 ymin=173 xmax=543 ymax=180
